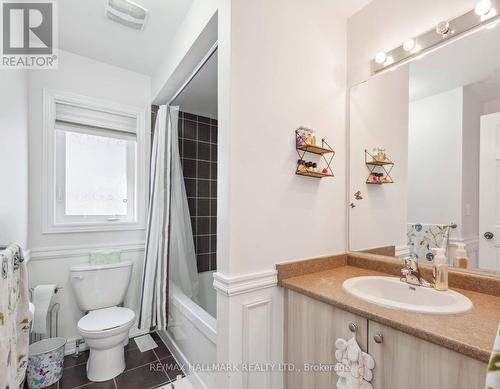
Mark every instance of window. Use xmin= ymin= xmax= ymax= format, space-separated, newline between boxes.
xmin=43 ymin=90 xmax=147 ymax=233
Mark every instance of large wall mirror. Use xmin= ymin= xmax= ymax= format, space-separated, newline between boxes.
xmin=349 ymin=24 xmax=500 ymax=275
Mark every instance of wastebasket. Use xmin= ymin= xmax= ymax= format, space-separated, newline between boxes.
xmin=27 ymin=337 xmax=66 ymax=388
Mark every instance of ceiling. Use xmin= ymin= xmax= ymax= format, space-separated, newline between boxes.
xmin=58 ymin=0 xmax=371 ymax=78
xmin=332 ymin=0 xmax=373 ymax=18
xmin=172 ymin=51 xmax=218 ymax=118
xmin=59 ymin=0 xmax=194 ymax=76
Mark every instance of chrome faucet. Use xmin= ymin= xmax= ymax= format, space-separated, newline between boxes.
xmin=400 ymin=255 xmax=433 ymax=288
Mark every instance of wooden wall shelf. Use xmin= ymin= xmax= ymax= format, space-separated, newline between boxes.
xmin=366 ymin=180 xmax=394 ymax=185
xmin=365 ymin=160 xmax=394 ymax=167
xmin=296 ymin=144 xmax=334 ymax=156
xmin=296 ymin=171 xmax=334 ymax=179
xmin=365 ymin=149 xmax=394 ymax=185
xmin=295 ymin=130 xmax=335 ymax=179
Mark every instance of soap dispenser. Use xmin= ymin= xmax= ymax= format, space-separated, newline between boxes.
xmin=434 ymin=248 xmax=448 ymax=291
xmin=455 ymin=243 xmax=468 ymax=269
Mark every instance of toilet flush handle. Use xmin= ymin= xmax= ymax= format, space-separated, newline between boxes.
xmin=71 ymin=275 xmax=84 ymax=280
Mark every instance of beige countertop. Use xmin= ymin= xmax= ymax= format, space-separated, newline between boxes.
xmin=281 ymin=264 xmax=500 ymax=363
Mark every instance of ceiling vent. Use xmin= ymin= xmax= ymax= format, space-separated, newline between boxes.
xmin=105 ymin=0 xmax=149 ymax=31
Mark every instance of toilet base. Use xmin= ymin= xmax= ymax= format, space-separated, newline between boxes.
xmin=86 ymin=342 xmax=126 ymax=382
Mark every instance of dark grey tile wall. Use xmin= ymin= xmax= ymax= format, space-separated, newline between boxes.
xmin=179 ymin=112 xmax=217 ymax=273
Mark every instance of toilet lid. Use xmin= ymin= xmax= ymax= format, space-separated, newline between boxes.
xmin=78 ymin=307 xmax=135 ymax=332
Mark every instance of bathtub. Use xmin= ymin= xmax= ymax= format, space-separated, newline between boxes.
xmin=158 ymin=272 xmax=217 ymax=389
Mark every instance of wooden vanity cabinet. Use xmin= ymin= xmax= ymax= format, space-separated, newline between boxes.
xmin=368 ymin=321 xmax=487 ymax=389
xmin=285 ymin=289 xmax=368 ymax=389
xmin=285 ymin=290 xmax=487 ymax=389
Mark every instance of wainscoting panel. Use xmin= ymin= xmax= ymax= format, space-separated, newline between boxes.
xmin=242 ymin=299 xmax=272 ymax=389
xmin=214 ymin=269 xmax=284 ymax=389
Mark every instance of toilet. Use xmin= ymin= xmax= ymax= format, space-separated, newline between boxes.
xmin=70 ymin=261 xmax=135 ymax=382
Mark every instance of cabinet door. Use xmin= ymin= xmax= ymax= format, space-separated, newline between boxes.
xmin=368 ymin=321 xmax=487 ymax=389
xmin=285 ymin=289 xmax=368 ymax=389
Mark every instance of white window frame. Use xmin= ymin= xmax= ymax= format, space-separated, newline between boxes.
xmin=42 ymin=88 xmax=148 ymax=233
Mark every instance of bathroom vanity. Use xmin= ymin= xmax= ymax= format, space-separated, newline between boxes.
xmin=323 ymin=9 xmax=500 ymax=388
xmin=279 ymin=254 xmax=500 ymax=389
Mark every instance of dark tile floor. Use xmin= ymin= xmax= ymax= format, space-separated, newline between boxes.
xmin=28 ymin=332 xmax=184 ymax=389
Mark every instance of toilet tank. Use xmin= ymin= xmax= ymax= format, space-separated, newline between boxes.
xmin=70 ymin=261 xmax=133 ymax=311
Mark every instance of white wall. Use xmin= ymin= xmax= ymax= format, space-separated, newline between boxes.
xmin=27 ymin=50 xmax=151 ymax=346
xmin=347 ymin=0 xmax=478 ymax=86
xmin=152 ymin=0 xmax=218 ymax=103
xmin=0 ymin=70 xmax=28 ymax=249
xmin=215 ymin=1 xmax=348 ymax=388
xmin=483 ymin=98 xmax=500 ymax=115
xmin=462 ymin=86 xmax=481 ymax=241
xmin=28 ymin=50 xmax=151 ymax=248
xmin=407 ymin=86 xmax=481 ymax=243
xmin=408 ymin=88 xmax=463 ymax=230
xmin=223 ymin=0 xmax=347 ymax=275
xmin=349 ymin=67 xmax=409 ymax=251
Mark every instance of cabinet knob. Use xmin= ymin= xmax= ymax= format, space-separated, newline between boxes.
xmin=484 ymin=232 xmax=494 ymax=240
xmin=373 ymin=333 xmax=384 ymax=344
xmin=348 ymin=323 xmax=358 ymax=333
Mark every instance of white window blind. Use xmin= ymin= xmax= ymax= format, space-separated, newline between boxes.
xmin=53 ymin=101 xmax=138 ymax=226
xmin=56 ymin=102 xmax=137 ymax=134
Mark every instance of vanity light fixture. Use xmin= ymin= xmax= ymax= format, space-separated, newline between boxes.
xmin=372 ymin=0 xmax=500 ymax=74
xmin=375 ymin=52 xmax=394 ymax=67
xmin=375 ymin=52 xmax=387 ymax=64
xmin=403 ymin=39 xmax=416 ymax=52
xmin=475 ymin=0 xmax=493 ymax=16
xmin=411 ymin=45 xmax=422 ymax=54
xmin=482 ymin=7 xmax=497 ymax=22
xmin=384 ymin=56 xmax=395 ymax=66
xmin=436 ymin=21 xmax=452 ymax=37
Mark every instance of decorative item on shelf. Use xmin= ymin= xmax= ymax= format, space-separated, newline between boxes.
xmin=295 ymin=128 xmax=335 ymax=178
xmin=365 ymin=149 xmax=394 ymax=185
xmin=296 ymin=127 xmax=316 ymax=147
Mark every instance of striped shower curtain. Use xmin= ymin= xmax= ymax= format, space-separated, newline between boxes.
xmin=139 ymin=105 xmax=199 ymax=331
xmin=138 ymin=106 xmax=174 ymax=331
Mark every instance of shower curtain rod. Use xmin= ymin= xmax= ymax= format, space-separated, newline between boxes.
xmin=168 ymin=41 xmax=218 ymax=106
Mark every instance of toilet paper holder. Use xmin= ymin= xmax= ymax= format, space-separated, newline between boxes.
xmin=29 ymin=286 xmax=62 ymax=343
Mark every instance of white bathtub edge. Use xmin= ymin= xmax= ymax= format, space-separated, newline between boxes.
xmin=170 ymin=283 xmax=217 ymax=344
xmin=157 ymin=328 xmax=209 ymax=389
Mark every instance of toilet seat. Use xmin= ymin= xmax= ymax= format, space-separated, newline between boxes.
xmin=78 ymin=307 xmax=135 ymax=338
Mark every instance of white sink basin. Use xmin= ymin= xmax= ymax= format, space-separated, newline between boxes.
xmin=343 ymin=276 xmax=473 ymax=315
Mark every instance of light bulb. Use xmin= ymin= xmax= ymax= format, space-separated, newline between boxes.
xmin=403 ymin=39 xmax=416 ymax=52
xmin=436 ymin=21 xmax=451 ymax=36
xmin=375 ymin=52 xmax=387 ymax=64
xmin=384 ymin=56 xmax=395 ymax=66
xmin=475 ymin=0 xmax=492 ymax=16
xmin=482 ymin=7 xmax=497 ymax=21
